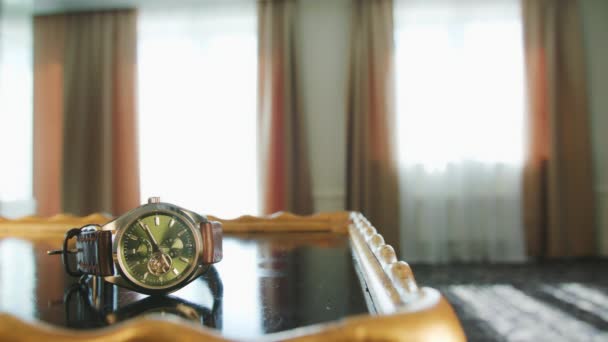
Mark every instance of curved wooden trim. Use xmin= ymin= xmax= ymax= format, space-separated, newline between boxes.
xmin=0 ymin=314 xmax=227 ymax=342
xmin=0 ymin=293 xmax=463 ymax=342
xmin=0 ymin=211 xmax=350 ymax=238
xmin=349 ymin=212 xmax=422 ymax=313
xmin=207 ymin=211 xmax=351 ymax=233
xmin=0 ymin=214 xmax=112 ymax=240
xmin=0 ymin=212 xmax=351 ymax=239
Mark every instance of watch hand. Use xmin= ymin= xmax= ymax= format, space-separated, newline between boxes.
xmin=140 ymin=221 xmax=160 ymax=252
xmin=161 ymin=254 xmax=171 ymax=270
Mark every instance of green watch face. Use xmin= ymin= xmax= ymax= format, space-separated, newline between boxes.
xmin=119 ymin=213 xmax=198 ymax=288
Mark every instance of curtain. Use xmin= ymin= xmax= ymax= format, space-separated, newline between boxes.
xmin=522 ymin=0 xmax=596 ymax=257
xmin=346 ymin=0 xmax=401 ymax=252
xmin=258 ymin=0 xmax=313 ymax=215
xmin=33 ymin=10 xmax=139 ymax=216
xmin=394 ymin=0 xmax=526 ymax=262
xmin=33 ymin=16 xmax=64 ymax=216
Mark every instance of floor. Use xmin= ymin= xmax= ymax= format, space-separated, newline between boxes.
xmin=411 ymin=259 xmax=608 ymax=342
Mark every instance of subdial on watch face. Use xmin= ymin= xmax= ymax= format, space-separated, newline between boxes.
xmin=136 ymin=240 xmax=152 ymax=257
xmin=161 ymin=237 xmax=185 ymax=258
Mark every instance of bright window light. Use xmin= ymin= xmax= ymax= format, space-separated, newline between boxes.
xmin=137 ymin=3 xmax=258 ymax=218
xmin=0 ymin=12 xmax=33 ymax=203
xmin=394 ymin=0 xmax=525 ymax=171
xmin=0 ymin=239 xmax=35 ymax=320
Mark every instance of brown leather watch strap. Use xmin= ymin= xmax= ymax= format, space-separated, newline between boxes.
xmin=201 ymin=221 xmax=223 ymax=264
xmin=75 ymin=227 xmax=115 ymax=276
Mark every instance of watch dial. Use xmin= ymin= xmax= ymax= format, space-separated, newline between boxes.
xmin=119 ymin=213 xmax=198 ymax=288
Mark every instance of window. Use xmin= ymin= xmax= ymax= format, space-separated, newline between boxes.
xmin=138 ymin=3 xmax=258 ymax=218
xmin=394 ymin=0 xmax=526 ymax=262
xmin=0 ymin=12 xmax=33 ymax=205
xmin=394 ymin=0 xmax=525 ymax=169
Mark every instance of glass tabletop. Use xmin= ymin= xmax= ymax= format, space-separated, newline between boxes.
xmin=0 ymin=232 xmax=368 ymax=340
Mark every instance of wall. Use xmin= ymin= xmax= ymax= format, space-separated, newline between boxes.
xmin=295 ymin=0 xmax=351 ymax=212
xmin=581 ymin=0 xmax=608 ymax=255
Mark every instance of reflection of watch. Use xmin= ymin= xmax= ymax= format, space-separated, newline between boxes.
xmin=64 ymin=266 xmax=223 ymax=329
xmin=50 ymin=197 xmax=222 ymax=295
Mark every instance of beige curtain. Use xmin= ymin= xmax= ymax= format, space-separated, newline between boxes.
xmin=33 ymin=16 xmax=66 ymax=216
xmin=346 ymin=0 xmax=400 ymax=251
xmin=34 ymin=10 xmax=139 ymax=216
xmin=522 ymin=0 xmax=596 ymax=257
xmin=258 ymin=0 xmax=313 ymax=215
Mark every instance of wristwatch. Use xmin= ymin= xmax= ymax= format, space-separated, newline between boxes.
xmin=49 ymin=197 xmax=222 ymax=295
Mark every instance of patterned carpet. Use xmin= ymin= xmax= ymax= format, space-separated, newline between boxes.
xmin=411 ymin=259 xmax=608 ymax=341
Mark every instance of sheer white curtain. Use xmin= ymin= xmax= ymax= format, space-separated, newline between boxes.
xmin=395 ymin=0 xmax=526 ymax=262
xmin=138 ymin=2 xmax=258 ymax=218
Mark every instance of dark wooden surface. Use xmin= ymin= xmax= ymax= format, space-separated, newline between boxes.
xmin=0 ymin=232 xmax=368 ymax=340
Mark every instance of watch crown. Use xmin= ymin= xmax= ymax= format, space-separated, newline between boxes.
xmin=148 ymin=197 xmax=160 ymax=204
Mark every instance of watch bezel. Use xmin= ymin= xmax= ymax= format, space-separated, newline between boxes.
xmin=110 ymin=202 xmax=205 ymax=294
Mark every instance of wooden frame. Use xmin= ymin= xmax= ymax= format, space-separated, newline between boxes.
xmin=0 ymin=212 xmax=465 ymax=341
